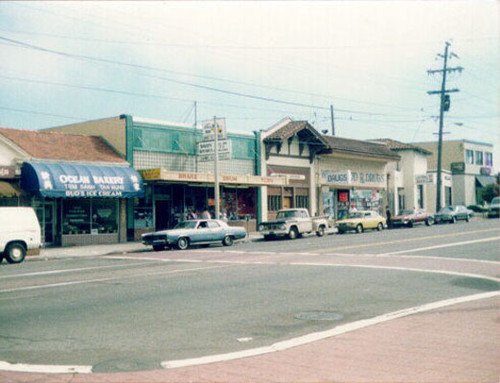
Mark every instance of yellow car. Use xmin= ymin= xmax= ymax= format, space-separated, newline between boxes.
xmin=336 ymin=210 xmax=386 ymax=234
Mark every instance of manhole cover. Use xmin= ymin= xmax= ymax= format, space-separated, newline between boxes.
xmin=295 ymin=311 xmax=344 ymax=321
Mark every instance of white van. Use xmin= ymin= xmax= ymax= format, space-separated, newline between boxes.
xmin=0 ymin=207 xmax=42 ymax=264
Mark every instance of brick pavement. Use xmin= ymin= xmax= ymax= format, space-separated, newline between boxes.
xmin=1 ymin=296 xmax=498 ymax=383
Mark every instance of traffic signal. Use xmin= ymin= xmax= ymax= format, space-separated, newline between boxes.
xmin=443 ymin=94 xmax=450 ymax=112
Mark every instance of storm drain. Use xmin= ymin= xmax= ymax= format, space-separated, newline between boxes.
xmin=294 ymin=311 xmax=344 ymax=321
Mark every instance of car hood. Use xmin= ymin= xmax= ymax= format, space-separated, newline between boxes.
xmin=391 ymin=214 xmax=413 ymax=220
xmin=261 ymin=219 xmax=291 ymax=225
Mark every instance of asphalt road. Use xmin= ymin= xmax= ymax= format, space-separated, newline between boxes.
xmin=1 ymin=218 xmax=499 ymax=374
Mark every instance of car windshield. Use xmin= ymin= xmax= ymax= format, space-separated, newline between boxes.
xmin=174 ymin=221 xmax=197 ymax=229
xmin=400 ymin=210 xmax=415 ymax=215
xmin=347 ymin=212 xmax=363 ymax=219
xmin=438 ymin=207 xmax=454 ymax=213
xmin=276 ymin=210 xmax=299 ymax=219
xmin=491 ymin=197 xmax=500 ymax=205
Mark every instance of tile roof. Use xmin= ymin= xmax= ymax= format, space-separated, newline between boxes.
xmin=264 ymin=120 xmax=330 ymax=148
xmin=322 ymin=135 xmax=401 ymax=160
xmin=373 ymin=138 xmax=432 ymax=155
xmin=0 ymin=127 xmax=127 ymax=163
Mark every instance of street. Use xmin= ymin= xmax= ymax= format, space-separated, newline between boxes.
xmin=0 ymin=218 xmax=499 ymax=380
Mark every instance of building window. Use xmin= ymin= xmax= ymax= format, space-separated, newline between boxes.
xmin=268 ymin=195 xmax=282 ymax=211
xmin=295 ymin=195 xmax=309 ymax=209
xmin=485 ymin=152 xmax=493 ymax=166
xmin=475 ymin=151 xmax=483 ymax=165
xmin=62 ymin=199 xmax=118 ymax=235
xmin=465 ymin=149 xmax=474 ymax=164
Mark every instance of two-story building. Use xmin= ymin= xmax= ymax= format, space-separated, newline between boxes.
xmin=46 ymin=115 xmax=285 ymax=237
xmin=413 ymin=140 xmax=496 ymax=206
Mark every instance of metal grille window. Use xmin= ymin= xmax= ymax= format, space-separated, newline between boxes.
xmin=485 ymin=152 xmax=493 ymax=166
xmin=295 ymin=195 xmax=309 ymax=209
xmin=268 ymin=195 xmax=282 ymax=211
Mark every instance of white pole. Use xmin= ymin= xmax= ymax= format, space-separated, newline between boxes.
xmin=213 ymin=116 xmax=220 ymax=220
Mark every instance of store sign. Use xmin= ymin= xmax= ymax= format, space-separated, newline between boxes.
xmin=321 ymin=170 xmax=351 ymax=185
xmin=416 ymin=174 xmax=434 ymax=184
xmin=270 ymin=173 xmax=306 ymax=181
xmin=0 ymin=166 xmax=16 ymax=179
xmin=321 ymin=169 xmax=385 ymax=186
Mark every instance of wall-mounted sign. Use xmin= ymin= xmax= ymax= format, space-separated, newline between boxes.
xmin=198 ymin=140 xmax=232 ymax=162
xmin=321 ymin=169 xmax=385 ymax=187
xmin=321 ymin=170 xmax=351 ymax=185
xmin=451 ymin=162 xmax=465 ymax=174
xmin=270 ymin=173 xmax=306 ymax=181
xmin=416 ymin=174 xmax=434 ymax=184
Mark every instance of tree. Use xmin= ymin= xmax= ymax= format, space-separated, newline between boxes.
xmin=482 ymin=183 xmax=500 ymax=204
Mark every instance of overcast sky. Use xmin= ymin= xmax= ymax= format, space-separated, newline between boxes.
xmin=1 ymin=1 xmax=498 ymax=166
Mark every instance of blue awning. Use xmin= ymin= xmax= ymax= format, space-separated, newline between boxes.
xmin=21 ymin=162 xmax=144 ymax=198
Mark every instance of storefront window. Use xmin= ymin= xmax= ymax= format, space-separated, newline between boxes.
xmin=351 ymin=189 xmax=383 ymax=213
xmin=134 ymin=186 xmax=153 ymax=229
xmin=92 ymin=200 xmax=118 ymax=233
xmin=268 ymin=195 xmax=281 ymax=212
xmin=295 ymin=195 xmax=309 ymax=209
xmin=63 ymin=200 xmax=91 ymax=234
xmin=62 ymin=199 xmax=118 ymax=235
xmin=221 ymin=187 xmax=256 ymax=219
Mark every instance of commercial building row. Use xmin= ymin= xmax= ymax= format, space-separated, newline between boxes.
xmin=0 ymin=115 xmax=496 ymax=247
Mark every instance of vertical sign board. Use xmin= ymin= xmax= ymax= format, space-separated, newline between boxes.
xmin=202 ymin=118 xmax=227 ymax=141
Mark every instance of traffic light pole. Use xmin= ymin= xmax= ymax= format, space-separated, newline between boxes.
xmin=427 ymin=42 xmax=463 ymax=212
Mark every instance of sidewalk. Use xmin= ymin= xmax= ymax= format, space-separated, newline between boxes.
xmin=33 ymin=232 xmax=263 ymax=260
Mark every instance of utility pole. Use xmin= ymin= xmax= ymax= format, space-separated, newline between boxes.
xmin=330 ymin=105 xmax=335 ymax=136
xmin=427 ymin=42 xmax=463 ymax=212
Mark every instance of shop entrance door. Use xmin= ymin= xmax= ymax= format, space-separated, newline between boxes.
xmin=35 ymin=200 xmax=55 ymax=246
xmin=155 ymin=200 xmax=171 ymax=230
xmin=283 ymin=197 xmax=292 ymax=209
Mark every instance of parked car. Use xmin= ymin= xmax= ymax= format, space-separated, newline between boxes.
xmin=434 ymin=205 xmax=472 ymax=224
xmin=487 ymin=196 xmax=500 ymax=218
xmin=141 ymin=219 xmax=247 ymax=251
xmin=390 ymin=208 xmax=434 ymax=228
xmin=259 ymin=208 xmax=329 ymax=240
xmin=0 ymin=207 xmax=41 ymax=264
xmin=336 ymin=210 xmax=386 ymax=234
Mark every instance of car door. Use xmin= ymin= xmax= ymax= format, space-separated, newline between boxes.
xmin=208 ymin=220 xmax=224 ymax=241
xmin=300 ymin=210 xmax=313 ymax=232
xmin=456 ymin=206 xmax=466 ymax=220
xmin=191 ymin=220 xmax=211 ymax=243
xmin=364 ymin=212 xmax=375 ymax=229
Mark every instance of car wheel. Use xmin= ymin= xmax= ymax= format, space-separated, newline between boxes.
xmin=263 ymin=235 xmax=274 ymax=240
xmin=176 ymin=237 xmax=189 ymax=250
xmin=5 ymin=243 xmax=26 ymax=264
xmin=337 ymin=230 xmax=344 ymax=234
xmin=377 ymin=222 xmax=383 ymax=231
xmin=465 ymin=215 xmax=470 ymax=222
xmin=222 ymin=235 xmax=234 ymax=247
xmin=451 ymin=216 xmax=457 ymax=224
xmin=356 ymin=224 xmax=363 ymax=234
xmin=407 ymin=220 xmax=414 ymax=228
xmin=425 ymin=217 xmax=434 ymax=226
xmin=316 ymin=225 xmax=326 ymax=237
xmin=288 ymin=227 xmax=298 ymax=240
xmin=152 ymin=244 xmax=165 ymax=252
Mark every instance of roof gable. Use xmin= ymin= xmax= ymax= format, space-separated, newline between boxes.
xmin=0 ymin=127 xmax=127 ymax=164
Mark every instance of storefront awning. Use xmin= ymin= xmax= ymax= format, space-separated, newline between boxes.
xmin=139 ymin=168 xmax=287 ymax=187
xmin=0 ymin=181 xmax=21 ymax=197
xmin=476 ymin=175 xmax=496 ymax=188
xmin=21 ymin=162 xmax=144 ymax=198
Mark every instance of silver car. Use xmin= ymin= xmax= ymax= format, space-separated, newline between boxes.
xmin=142 ymin=219 xmax=247 ymax=251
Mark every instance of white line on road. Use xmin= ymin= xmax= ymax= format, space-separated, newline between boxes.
xmin=0 ymin=360 xmax=92 ymax=374
xmin=384 ymin=236 xmax=500 ymax=255
xmin=162 ymin=290 xmax=500 ymax=369
xmin=0 ymin=265 xmax=231 ymax=294
xmin=0 ymin=261 xmax=161 ymax=280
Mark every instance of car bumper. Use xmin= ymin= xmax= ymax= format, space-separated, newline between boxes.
xmin=260 ymin=229 xmax=288 ymax=236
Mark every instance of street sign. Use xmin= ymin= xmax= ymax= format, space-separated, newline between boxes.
xmin=197 ymin=140 xmax=232 ymax=162
xmin=202 ymin=118 xmax=226 ymax=141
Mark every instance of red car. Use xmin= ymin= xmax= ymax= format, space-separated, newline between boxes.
xmin=390 ymin=208 xmax=434 ymax=228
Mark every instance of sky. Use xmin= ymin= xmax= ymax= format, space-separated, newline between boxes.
xmin=1 ymin=1 xmax=499 ymax=169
